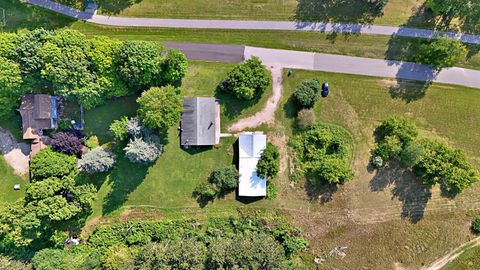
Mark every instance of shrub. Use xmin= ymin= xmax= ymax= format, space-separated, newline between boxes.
xmin=374 ymin=116 xmax=418 ymax=145
xmin=400 ymin=140 xmax=424 ymax=167
xmin=472 ymin=218 xmax=480 ymax=234
xmin=192 ymin=182 xmax=219 ymax=201
xmin=51 ymin=130 xmax=84 ymax=156
xmin=161 ymin=49 xmax=188 ymax=85
xmin=125 ymin=117 xmax=146 ymax=138
xmin=296 ymin=109 xmax=316 ymax=130
xmin=30 ymin=147 xmax=77 ymax=180
xmin=137 ymin=85 xmax=183 ymax=130
xmin=79 ymin=147 xmax=116 ymax=173
xmin=257 ymin=143 xmax=280 ymax=179
xmin=283 ymin=235 xmax=308 ymax=256
xmin=220 ymin=57 xmax=270 ymax=100
xmin=209 ymin=165 xmax=239 ymax=191
xmin=84 ymin=135 xmax=99 ymax=149
xmin=124 ymin=137 xmax=162 ymax=164
xmin=312 ymin=157 xmax=354 ymax=185
xmin=293 ymin=79 xmax=321 ymax=108
xmin=373 ymin=135 xmax=403 ymax=161
xmin=110 ymin=117 xmax=129 ymax=141
xmin=289 ymin=124 xmax=354 ymax=185
xmin=371 ymin=156 xmax=384 ymax=168
xmin=266 ymin=183 xmax=278 ymax=200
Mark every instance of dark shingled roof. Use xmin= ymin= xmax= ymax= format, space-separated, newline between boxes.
xmin=181 ymin=97 xmax=218 ymax=146
xmin=19 ymin=94 xmax=56 ymax=140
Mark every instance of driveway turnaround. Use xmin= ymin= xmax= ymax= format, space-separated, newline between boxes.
xmin=26 ymin=0 xmax=480 ymax=45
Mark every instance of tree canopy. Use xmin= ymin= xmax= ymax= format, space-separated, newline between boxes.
xmin=30 ymin=147 xmax=77 ymax=180
xmin=293 ymin=79 xmax=321 ymax=108
xmin=220 ymin=57 xmax=271 ymax=100
xmin=257 ymin=143 xmax=280 ymax=179
xmin=137 ymin=86 xmax=183 ymax=130
xmin=414 ymin=35 xmax=467 ymax=69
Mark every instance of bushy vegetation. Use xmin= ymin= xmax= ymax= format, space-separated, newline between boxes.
xmin=257 ymin=143 xmax=280 ymax=179
xmin=84 ymin=136 xmax=99 ymax=149
xmin=289 ymin=124 xmax=354 ymax=185
xmin=51 ymin=130 xmax=84 ymax=156
xmin=30 ymin=147 xmax=77 ymax=179
xmin=109 ymin=116 xmax=129 ymax=141
xmin=0 ymin=29 xmax=187 ymax=116
xmin=219 ymin=57 xmax=270 ymax=100
xmin=296 ymin=108 xmax=316 ymax=130
xmin=472 ymin=217 xmax=480 ymax=234
xmin=124 ymin=137 xmax=163 ymax=164
xmin=372 ymin=116 xmax=478 ymax=193
xmin=293 ymin=79 xmax=321 ymax=108
xmin=193 ymin=166 xmax=239 ymax=202
xmin=137 ymin=85 xmax=182 ymax=130
xmin=79 ymin=147 xmax=116 ymax=174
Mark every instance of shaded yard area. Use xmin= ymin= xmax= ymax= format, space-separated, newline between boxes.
xmin=0 ymin=156 xmax=26 ymax=205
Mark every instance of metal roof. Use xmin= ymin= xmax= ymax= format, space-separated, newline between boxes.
xmin=238 ymin=132 xmax=267 ymax=197
xmin=181 ymin=97 xmax=218 ymax=146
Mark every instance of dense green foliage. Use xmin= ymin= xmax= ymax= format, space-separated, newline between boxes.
xmin=0 ymin=57 xmax=23 ymax=118
xmin=293 ymin=79 xmax=321 ymax=108
xmin=372 ymin=116 xmax=478 ymax=193
xmin=209 ymin=165 xmax=239 ymax=191
xmin=109 ymin=116 xmax=129 ymax=141
xmin=115 ymin=41 xmax=187 ymax=90
xmin=84 ymin=136 xmax=100 ymax=149
xmin=425 ymin=0 xmax=480 ymax=28
xmin=0 ymin=173 xmax=95 ymax=256
xmin=257 ymin=143 xmax=280 ymax=179
xmin=79 ymin=147 xmax=116 ymax=173
xmin=471 ymin=218 xmax=480 ymax=234
xmin=137 ymin=86 xmax=183 ymax=130
xmin=289 ymin=124 xmax=354 ymax=185
xmin=220 ymin=57 xmax=270 ymax=100
xmin=0 ymin=29 xmax=187 ymax=114
xmin=193 ymin=166 xmax=239 ymax=202
xmin=30 ymin=147 xmax=77 ymax=180
xmin=31 ymin=246 xmax=101 ymax=270
xmin=413 ymin=35 xmax=467 ymax=69
xmin=413 ymin=139 xmax=478 ymax=193
xmin=0 ymin=255 xmax=31 ymax=270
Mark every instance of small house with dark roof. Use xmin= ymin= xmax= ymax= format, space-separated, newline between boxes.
xmin=18 ymin=94 xmax=58 ymax=140
xmin=180 ymin=97 xmax=220 ymax=147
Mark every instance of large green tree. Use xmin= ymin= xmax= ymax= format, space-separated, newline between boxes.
xmin=0 ymin=57 xmax=23 ymax=118
xmin=414 ymin=35 xmax=467 ymax=69
xmin=257 ymin=143 xmax=280 ymax=179
xmin=220 ymin=56 xmax=271 ymax=100
xmin=137 ymin=86 xmax=182 ymax=130
xmin=115 ymin=40 xmax=166 ymax=91
xmin=30 ymin=147 xmax=77 ymax=180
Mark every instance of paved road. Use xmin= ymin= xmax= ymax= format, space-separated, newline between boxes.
xmin=163 ymin=43 xmax=480 ymax=89
xmin=26 ymin=0 xmax=480 ymax=44
xmin=164 ymin=42 xmax=245 ymax=63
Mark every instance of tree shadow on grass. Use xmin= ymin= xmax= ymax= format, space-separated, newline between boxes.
xmin=214 ymin=89 xmax=263 ymax=121
xmin=102 ymin=152 xmax=149 ymax=215
xmin=304 ymin=180 xmax=338 ymax=204
xmin=97 ymin=0 xmax=142 ymax=15
xmin=2 ymin=0 xmax=76 ymax=32
xmin=369 ymin=163 xmax=432 ymax=223
xmin=294 ymin=0 xmax=387 ymax=41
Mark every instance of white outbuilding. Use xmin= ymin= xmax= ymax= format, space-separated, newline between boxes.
xmin=238 ymin=132 xmax=267 ymax=197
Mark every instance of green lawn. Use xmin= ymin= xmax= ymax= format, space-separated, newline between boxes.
xmin=442 ymin=244 xmax=480 ymax=270
xmin=0 ymin=156 xmax=26 ymax=205
xmin=84 ymin=60 xmax=274 ymax=218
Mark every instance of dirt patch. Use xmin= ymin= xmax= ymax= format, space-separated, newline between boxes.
xmin=0 ymin=127 xmax=30 ymax=175
xmin=228 ymin=67 xmax=283 ymax=132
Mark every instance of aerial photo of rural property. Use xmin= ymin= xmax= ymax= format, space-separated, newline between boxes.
xmin=0 ymin=0 xmax=479 ymax=269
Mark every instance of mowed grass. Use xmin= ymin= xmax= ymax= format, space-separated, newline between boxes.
xmin=93 ymin=0 xmax=417 ymax=27
xmin=278 ymin=70 xmax=480 ymax=268
xmin=442 ymin=244 xmax=480 ymax=270
xmin=0 ymin=157 xmax=25 ymax=205
xmin=85 ymin=61 xmax=274 ymax=217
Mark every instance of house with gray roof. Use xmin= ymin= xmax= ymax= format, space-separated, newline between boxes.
xmin=180 ymin=97 xmax=220 ymax=147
